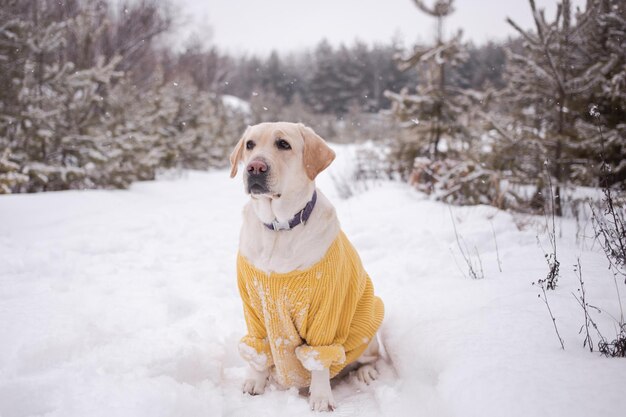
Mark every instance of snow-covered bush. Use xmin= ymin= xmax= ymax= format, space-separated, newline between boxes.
xmin=409 ymin=157 xmax=511 ymax=208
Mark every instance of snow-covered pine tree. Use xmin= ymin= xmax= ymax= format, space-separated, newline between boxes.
xmin=384 ymin=1 xmax=499 ymax=206
xmin=570 ymin=0 xmax=626 ymax=189
xmin=501 ymin=0 xmax=625 ymax=215
xmin=384 ymin=0 xmax=478 ymax=165
xmin=153 ymin=77 xmax=247 ymax=171
xmin=0 ymin=1 xmax=30 ymax=193
xmin=5 ymin=0 xmax=87 ymax=191
xmin=105 ymin=72 xmax=246 ymax=180
xmin=0 ymin=148 xmax=28 ymax=194
xmin=0 ymin=1 xmax=119 ymax=191
xmin=15 ymin=2 xmax=128 ymax=191
xmin=97 ymin=74 xmax=162 ymax=188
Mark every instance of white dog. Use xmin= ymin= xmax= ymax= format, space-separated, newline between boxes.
xmin=230 ymin=122 xmax=384 ymax=412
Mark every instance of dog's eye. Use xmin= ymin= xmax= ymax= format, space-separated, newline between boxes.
xmin=276 ymin=139 xmax=291 ymax=150
xmin=246 ymin=141 xmax=255 ymax=150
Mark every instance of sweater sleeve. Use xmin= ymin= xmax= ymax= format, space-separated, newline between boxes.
xmin=295 ymin=250 xmax=363 ymax=371
xmin=237 ymin=264 xmax=273 ymax=371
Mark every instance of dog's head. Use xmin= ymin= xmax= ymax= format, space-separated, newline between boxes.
xmin=229 ymin=122 xmax=335 ymax=198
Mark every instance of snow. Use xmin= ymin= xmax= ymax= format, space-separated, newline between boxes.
xmin=295 ymin=349 xmax=325 ymax=372
xmin=238 ymin=343 xmax=269 ymax=372
xmin=1 ymin=145 xmax=625 ymax=417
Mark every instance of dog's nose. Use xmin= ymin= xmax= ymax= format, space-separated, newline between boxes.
xmin=247 ymin=160 xmax=268 ymax=176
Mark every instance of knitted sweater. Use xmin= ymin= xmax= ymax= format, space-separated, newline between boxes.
xmin=237 ymin=230 xmax=384 ymax=388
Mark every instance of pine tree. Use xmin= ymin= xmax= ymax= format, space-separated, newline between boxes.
xmin=0 ymin=1 xmax=30 ymax=192
xmin=501 ymin=0 xmax=626 ymax=214
xmin=382 ymin=1 xmax=508 ymax=207
xmin=0 ymin=148 xmax=28 ymax=194
xmin=261 ymin=51 xmax=297 ymax=104
xmin=334 ymin=44 xmax=368 ymax=114
xmin=368 ymin=43 xmax=414 ymax=112
xmin=457 ymin=42 xmax=507 ymax=90
xmin=385 ymin=0 xmax=475 ymax=162
xmin=308 ymin=40 xmax=345 ymax=115
xmin=16 ymin=2 xmax=129 ymax=191
xmin=571 ymin=0 xmax=626 ymax=188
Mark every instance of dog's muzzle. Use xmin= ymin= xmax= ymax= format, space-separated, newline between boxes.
xmin=246 ymin=159 xmax=270 ymax=195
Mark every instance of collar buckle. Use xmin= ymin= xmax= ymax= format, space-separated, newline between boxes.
xmin=271 ymin=219 xmax=291 ymax=231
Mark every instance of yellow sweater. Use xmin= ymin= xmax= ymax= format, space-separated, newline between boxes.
xmin=237 ymin=231 xmax=384 ymax=388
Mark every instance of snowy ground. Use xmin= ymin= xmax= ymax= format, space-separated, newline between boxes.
xmin=1 ymin=145 xmax=625 ymax=417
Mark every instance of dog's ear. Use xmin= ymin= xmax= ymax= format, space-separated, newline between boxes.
xmin=299 ymin=123 xmax=335 ymax=181
xmin=229 ymin=127 xmax=249 ymax=178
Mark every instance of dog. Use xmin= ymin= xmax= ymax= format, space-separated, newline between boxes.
xmin=230 ymin=122 xmax=384 ymax=412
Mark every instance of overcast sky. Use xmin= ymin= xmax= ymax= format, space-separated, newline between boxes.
xmin=172 ymin=0 xmax=586 ymax=55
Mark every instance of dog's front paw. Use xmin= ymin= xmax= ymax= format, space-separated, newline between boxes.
xmin=355 ymin=363 xmax=379 ymax=385
xmin=309 ymin=392 xmax=335 ymax=412
xmin=309 ymin=368 xmax=335 ymax=412
xmin=242 ymin=378 xmax=267 ymax=395
xmin=242 ymin=368 xmax=269 ymax=395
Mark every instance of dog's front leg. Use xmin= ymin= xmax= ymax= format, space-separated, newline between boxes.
xmin=309 ymin=368 xmax=335 ymax=412
xmin=243 ymin=366 xmax=269 ymax=395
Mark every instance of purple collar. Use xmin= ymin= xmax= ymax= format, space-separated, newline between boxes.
xmin=264 ymin=191 xmax=317 ymax=231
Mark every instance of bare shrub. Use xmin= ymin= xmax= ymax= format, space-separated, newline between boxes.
xmin=598 ymin=326 xmax=626 ymax=358
xmin=449 ymin=208 xmax=484 ymax=280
